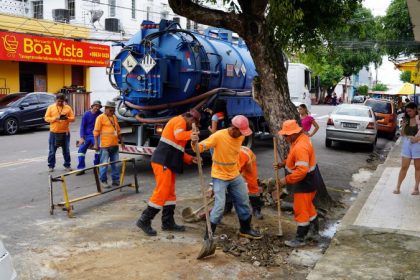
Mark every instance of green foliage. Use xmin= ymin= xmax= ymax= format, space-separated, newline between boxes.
xmin=372 ymin=83 xmax=389 ymax=91
xmin=329 ymin=6 xmax=383 ymax=77
xmin=400 ymin=70 xmax=412 ymax=83
xmin=357 ymin=85 xmax=369 ymax=95
xmin=380 ymin=0 xmax=417 ymax=59
xmin=266 ymin=0 xmax=361 ymax=51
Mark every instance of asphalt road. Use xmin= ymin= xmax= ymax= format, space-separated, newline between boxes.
xmin=0 ymin=105 xmax=395 ymax=259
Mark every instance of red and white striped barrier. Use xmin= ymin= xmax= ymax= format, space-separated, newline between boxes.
xmin=120 ymin=145 xmax=155 ymax=156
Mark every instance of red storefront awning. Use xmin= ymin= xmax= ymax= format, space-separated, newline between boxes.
xmin=0 ymin=31 xmax=110 ymax=67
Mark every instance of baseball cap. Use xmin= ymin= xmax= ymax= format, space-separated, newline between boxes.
xmin=231 ymin=115 xmax=252 ymax=136
xmin=278 ymin=120 xmax=302 ymax=136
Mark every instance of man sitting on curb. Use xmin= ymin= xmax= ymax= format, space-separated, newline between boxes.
xmin=274 ymin=120 xmax=321 ymax=247
xmin=76 ymin=100 xmax=102 ymax=175
xmin=191 ymin=115 xmax=262 ymax=240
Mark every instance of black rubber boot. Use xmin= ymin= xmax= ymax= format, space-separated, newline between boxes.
xmin=239 ymin=216 xmax=263 ymax=240
xmin=136 ymin=206 xmax=160 ymax=236
xmin=249 ymin=196 xmax=264 ymax=220
xmin=224 ymin=193 xmax=234 ymax=215
xmin=306 ymin=217 xmax=321 ymax=242
xmin=285 ymin=225 xmax=309 ymax=247
xmin=204 ymin=223 xmax=217 ymax=240
xmin=161 ymin=205 xmax=185 ymax=232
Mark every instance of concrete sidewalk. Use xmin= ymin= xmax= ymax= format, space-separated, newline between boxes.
xmin=307 ymin=139 xmax=420 ymax=280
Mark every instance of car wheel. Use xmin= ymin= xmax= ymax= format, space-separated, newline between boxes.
xmin=3 ymin=117 xmax=19 ymax=135
xmin=368 ymin=138 xmax=377 ymax=152
xmin=325 ymin=138 xmax=332 ymax=148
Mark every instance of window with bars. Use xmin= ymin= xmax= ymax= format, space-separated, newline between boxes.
xmin=109 ymin=0 xmax=116 ymax=17
xmin=66 ymin=0 xmax=75 ymax=19
xmin=32 ymin=1 xmax=43 ymax=19
xmin=131 ymin=0 xmax=136 ymax=19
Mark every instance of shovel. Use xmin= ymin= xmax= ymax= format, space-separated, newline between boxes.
xmin=273 ymin=137 xmax=283 ymax=237
xmin=182 ymin=198 xmax=214 ymax=223
xmin=192 ymin=123 xmax=216 ymax=260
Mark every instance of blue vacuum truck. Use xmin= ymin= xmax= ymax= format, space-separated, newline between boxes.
xmin=109 ymin=19 xmax=312 ymax=155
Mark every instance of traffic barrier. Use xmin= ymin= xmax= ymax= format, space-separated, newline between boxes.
xmin=49 ymin=157 xmax=139 ymax=218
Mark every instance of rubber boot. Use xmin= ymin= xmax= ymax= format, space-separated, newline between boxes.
xmin=204 ymin=223 xmax=217 ymax=240
xmin=306 ymin=216 xmax=321 ymax=242
xmin=239 ymin=216 xmax=263 ymax=240
xmin=136 ymin=206 xmax=160 ymax=236
xmin=224 ymin=193 xmax=234 ymax=215
xmin=285 ymin=225 xmax=309 ymax=247
xmin=249 ymin=196 xmax=264 ymax=220
xmin=161 ymin=205 xmax=185 ymax=232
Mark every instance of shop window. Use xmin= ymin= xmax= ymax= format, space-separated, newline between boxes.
xmin=109 ymin=0 xmax=116 ymax=17
xmin=33 ymin=1 xmax=43 ymax=19
xmin=66 ymin=0 xmax=75 ymax=20
xmin=71 ymin=66 xmax=84 ymax=86
xmin=19 ymin=62 xmax=46 ymax=93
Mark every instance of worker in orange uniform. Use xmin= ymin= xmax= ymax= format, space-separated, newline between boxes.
xmin=44 ymin=94 xmax=75 ymax=172
xmin=93 ymin=101 xmax=123 ymax=188
xmin=225 ymin=146 xmax=264 ymax=220
xmin=191 ymin=115 xmax=262 ymax=240
xmin=136 ymin=110 xmax=200 ymax=236
xmin=274 ymin=119 xmax=321 ymax=247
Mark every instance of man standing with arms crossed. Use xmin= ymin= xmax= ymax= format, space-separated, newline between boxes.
xmin=93 ymin=101 xmax=122 ymax=188
xmin=76 ymin=100 xmax=102 ymax=175
xmin=136 ymin=110 xmax=200 ymax=236
xmin=275 ymin=119 xmax=320 ymax=247
xmin=191 ymin=115 xmax=262 ymax=240
xmin=44 ymin=94 xmax=75 ymax=172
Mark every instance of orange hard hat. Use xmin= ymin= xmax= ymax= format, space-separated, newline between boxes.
xmin=278 ymin=120 xmax=302 ymax=136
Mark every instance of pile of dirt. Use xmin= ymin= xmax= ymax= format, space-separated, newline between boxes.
xmin=216 ymin=234 xmax=289 ymax=267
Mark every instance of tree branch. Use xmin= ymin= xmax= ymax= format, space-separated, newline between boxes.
xmin=168 ymin=0 xmax=245 ymax=35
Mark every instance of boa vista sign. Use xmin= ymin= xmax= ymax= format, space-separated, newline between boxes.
xmin=0 ymin=31 xmax=110 ymax=67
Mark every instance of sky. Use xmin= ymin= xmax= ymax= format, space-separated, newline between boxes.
xmin=362 ymin=0 xmax=403 ymax=87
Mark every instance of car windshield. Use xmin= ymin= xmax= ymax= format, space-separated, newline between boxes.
xmin=335 ymin=106 xmax=371 ymax=117
xmin=365 ymin=100 xmax=392 ymax=114
xmin=0 ymin=94 xmax=26 ymax=107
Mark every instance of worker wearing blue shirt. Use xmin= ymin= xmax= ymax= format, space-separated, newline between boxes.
xmin=76 ymin=100 xmax=102 ymax=175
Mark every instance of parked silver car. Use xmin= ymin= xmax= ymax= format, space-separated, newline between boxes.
xmin=0 ymin=240 xmax=17 ymax=280
xmin=326 ymin=104 xmax=377 ymax=151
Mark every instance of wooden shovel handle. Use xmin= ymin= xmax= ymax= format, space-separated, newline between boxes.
xmin=273 ymin=137 xmax=283 ymax=236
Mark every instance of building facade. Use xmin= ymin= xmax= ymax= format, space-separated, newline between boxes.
xmin=0 ymin=0 xmax=189 ymax=111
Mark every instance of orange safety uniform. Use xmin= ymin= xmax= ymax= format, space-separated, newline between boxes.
xmin=239 ymin=146 xmax=259 ymax=196
xmin=93 ymin=114 xmax=121 ymax=148
xmin=285 ymin=133 xmax=319 ymax=226
xmin=44 ymin=104 xmax=75 ymax=133
xmin=149 ymin=115 xmax=193 ymax=208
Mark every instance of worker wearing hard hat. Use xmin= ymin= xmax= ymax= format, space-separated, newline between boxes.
xmin=191 ymin=115 xmax=262 ymax=240
xmin=224 ymin=146 xmax=264 ymax=220
xmin=274 ymin=119 xmax=321 ymax=247
xmin=136 ymin=110 xmax=200 ymax=236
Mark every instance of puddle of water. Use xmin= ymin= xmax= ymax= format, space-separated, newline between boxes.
xmin=320 ymin=221 xmax=340 ymax=239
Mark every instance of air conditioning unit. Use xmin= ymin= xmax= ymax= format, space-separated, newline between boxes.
xmin=105 ymin=18 xmax=120 ymax=32
xmin=52 ymin=9 xmax=70 ymax=23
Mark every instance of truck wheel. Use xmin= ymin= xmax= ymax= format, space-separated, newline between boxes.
xmin=4 ymin=117 xmax=19 ymax=135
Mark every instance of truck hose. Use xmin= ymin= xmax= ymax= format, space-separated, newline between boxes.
xmin=123 ymin=87 xmax=228 ymax=111
xmin=133 ymin=97 xmax=210 ymax=124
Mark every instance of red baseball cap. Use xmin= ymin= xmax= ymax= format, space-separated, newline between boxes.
xmin=232 ymin=115 xmax=252 ymax=136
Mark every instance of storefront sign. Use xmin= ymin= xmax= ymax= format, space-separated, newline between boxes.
xmin=0 ymin=31 xmax=110 ymax=67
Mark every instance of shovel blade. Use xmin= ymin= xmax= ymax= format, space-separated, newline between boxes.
xmin=197 ymin=239 xmax=216 ymax=260
xmin=182 ymin=207 xmax=194 ymax=219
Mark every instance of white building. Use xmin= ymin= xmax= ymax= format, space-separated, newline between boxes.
xmin=0 ymin=0 xmax=193 ymax=105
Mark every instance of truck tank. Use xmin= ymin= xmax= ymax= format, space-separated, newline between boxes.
xmin=109 ymin=19 xmax=260 ymax=123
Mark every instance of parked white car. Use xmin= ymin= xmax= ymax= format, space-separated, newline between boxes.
xmin=326 ymin=104 xmax=377 ymax=151
xmin=0 ymin=241 xmax=17 ymax=280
